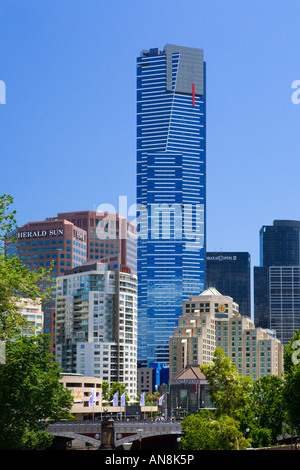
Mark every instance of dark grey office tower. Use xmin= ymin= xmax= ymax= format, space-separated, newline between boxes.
xmin=254 ymin=220 xmax=300 ymax=345
xmin=206 ymin=252 xmax=251 ymax=317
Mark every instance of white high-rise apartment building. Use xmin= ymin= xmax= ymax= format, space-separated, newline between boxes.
xmin=55 ymin=259 xmax=137 ymax=401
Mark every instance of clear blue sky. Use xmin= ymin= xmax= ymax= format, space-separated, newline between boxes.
xmin=1 ymin=0 xmax=300 ymax=272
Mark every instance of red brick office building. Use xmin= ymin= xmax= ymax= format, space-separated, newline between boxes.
xmin=9 ymin=211 xmax=137 ymax=354
xmin=56 ymin=210 xmax=137 ymax=274
xmin=9 ymin=218 xmax=87 ymax=352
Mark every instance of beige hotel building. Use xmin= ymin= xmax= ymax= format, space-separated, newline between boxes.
xmin=169 ymin=287 xmax=284 ymax=380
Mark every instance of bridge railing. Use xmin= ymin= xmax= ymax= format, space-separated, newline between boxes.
xmin=47 ymin=419 xmax=182 ymax=448
xmin=48 ymin=419 xmax=182 ymax=435
xmin=49 ymin=419 xmax=181 ymax=427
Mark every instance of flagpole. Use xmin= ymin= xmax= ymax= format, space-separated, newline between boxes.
xmin=165 ymin=393 xmax=167 ymax=420
xmin=93 ymin=388 xmax=95 ymax=421
xmin=123 ymin=393 xmax=126 ymax=421
xmin=89 ymin=388 xmax=96 ymax=420
xmin=113 ymin=391 xmax=118 ymax=420
xmin=140 ymin=392 xmax=145 ymax=421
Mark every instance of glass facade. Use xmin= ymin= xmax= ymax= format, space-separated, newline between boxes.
xmin=260 ymin=220 xmax=300 ymax=267
xmin=269 ymin=266 xmax=300 ymax=345
xmin=206 ymin=252 xmax=251 ymax=317
xmin=254 ymin=220 xmax=300 ymax=345
xmin=136 ymin=45 xmax=206 ymax=366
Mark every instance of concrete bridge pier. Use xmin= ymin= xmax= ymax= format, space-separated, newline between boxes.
xmin=99 ymin=419 xmax=115 ymax=450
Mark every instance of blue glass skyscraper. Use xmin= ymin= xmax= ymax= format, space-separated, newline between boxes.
xmin=136 ymin=45 xmax=206 ymax=366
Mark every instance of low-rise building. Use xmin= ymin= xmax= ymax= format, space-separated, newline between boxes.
xmin=168 ymin=365 xmax=213 ymax=418
xmin=59 ymin=374 xmax=158 ymax=421
xmin=59 ymin=374 xmax=103 ymax=419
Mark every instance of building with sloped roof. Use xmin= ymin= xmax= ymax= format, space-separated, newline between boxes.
xmin=168 ymin=365 xmax=213 ymax=417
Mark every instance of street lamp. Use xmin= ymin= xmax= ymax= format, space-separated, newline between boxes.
xmin=137 ymin=428 xmax=143 ymax=451
xmin=122 ymin=442 xmax=133 ymax=450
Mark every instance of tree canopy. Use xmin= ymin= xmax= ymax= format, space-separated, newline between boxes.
xmin=181 ymin=410 xmax=251 ymax=450
xmin=0 ymin=194 xmax=53 ymax=341
xmin=283 ymin=330 xmax=300 ymax=435
xmin=0 ymin=194 xmax=73 ymax=449
xmin=0 ymin=334 xmax=73 ymax=450
xmin=201 ymin=348 xmax=252 ymax=419
xmin=238 ymin=375 xmax=286 ymax=447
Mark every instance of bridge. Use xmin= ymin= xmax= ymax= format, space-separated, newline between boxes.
xmin=48 ymin=420 xmax=182 ymax=450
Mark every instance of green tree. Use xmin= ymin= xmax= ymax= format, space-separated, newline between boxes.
xmin=283 ymin=330 xmax=300 ymax=435
xmin=181 ymin=410 xmax=251 ymax=450
xmin=102 ymin=380 xmax=110 ymax=402
xmin=146 ymin=392 xmax=161 ymax=405
xmin=108 ymin=382 xmax=129 ymax=404
xmin=238 ymin=375 xmax=285 ymax=447
xmin=201 ymin=348 xmax=252 ymax=418
xmin=0 ymin=194 xmax=73 ymax=449
xmin=0 ymin=194 xmax=53 ymax=341
xmin=0 ymin=193 xmax=17 ymax=251
xmin=0 ymin=334 xmax=73 ymax=450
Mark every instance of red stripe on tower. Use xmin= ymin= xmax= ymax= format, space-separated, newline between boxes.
xmin=192 ymin=83 xmax=195 ymax=106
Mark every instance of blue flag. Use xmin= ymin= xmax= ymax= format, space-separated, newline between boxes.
xmin=140 ymin=392 xmax=145 ymax=406
xmin=89 ymin=388 xmax=97 ymax=407
xmin=113 ymin=391 xmax=118 ymax=407
xmin=121 ymin=392 xmax=126 ymax=407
